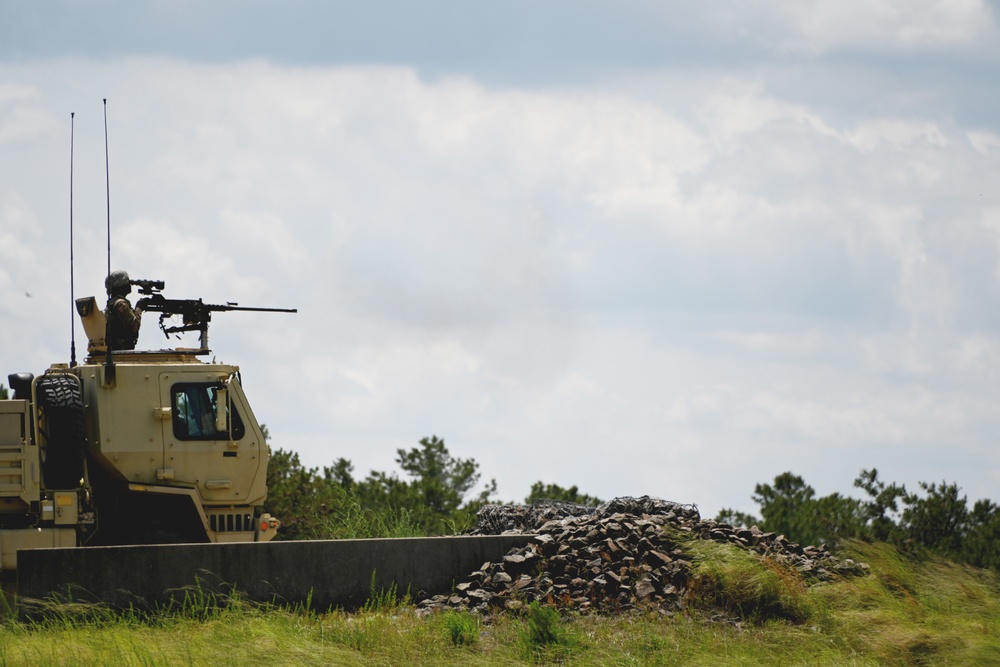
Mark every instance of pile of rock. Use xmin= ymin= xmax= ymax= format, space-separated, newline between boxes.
xmin=419 ymin=496 xmax=867 ymax=614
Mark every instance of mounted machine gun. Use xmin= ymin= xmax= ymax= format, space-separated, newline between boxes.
xmin=132 ymin=279 xmax=297 ymax=351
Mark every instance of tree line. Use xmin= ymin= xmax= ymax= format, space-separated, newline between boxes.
xmin=716 ymin=469 xmax=1000 ymax=570
xmin=263 ymin=431 xmax=601 ymax=540
xmin=0 ymin=390 xmax=994 ymax=571
xmin=259 ymin=429 xmax=1000 ymax=571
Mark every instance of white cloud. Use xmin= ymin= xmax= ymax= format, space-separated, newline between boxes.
xmin=218 ymin=208 xmax=309 ymax=267
xmin=0 ymin=196 xmax=43 ymax=306
xmin=719 ymin=0 xmax=998 ymax=54
xmin=703 ymin=84 xmax=840 ymax=147
xmin=0 ymin=92 xmax=56 ymax=144
xmin=969 ymin=130 xmax=1000 ymax=156
xmin=1 ymin=56 xmax=999 ymax=517
xmin=846 ymin=119 xmax=949 ymax=153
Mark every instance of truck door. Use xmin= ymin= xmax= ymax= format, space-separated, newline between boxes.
xmin=158 ymin=374 xmax=259 ymax=503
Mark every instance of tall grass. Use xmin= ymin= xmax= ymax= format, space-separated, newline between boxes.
xmin=361 ymin=570 xmax=410 ymax=613
xmin=686 ymin=540 xmax=811 ymax=623
xmin=519 ymin=601 xmax=580 ymax=662
xmin=1 ymin=541 xmax=998 ymax=666
xmin=441 ymin=610 xmax=479 ymax=646
xmin=319 ymin=487 xmax=422 ymax=540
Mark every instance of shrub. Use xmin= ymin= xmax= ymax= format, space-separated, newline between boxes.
xmin=519 ymin=601 xmax=582 ymax=661
xmin=442 ymin=611 xmax=479 ymax=646
xmin=688 ymin=540 xmax=811 ymax=623
xmin=525 ymin=602 xmax=562 ymax=646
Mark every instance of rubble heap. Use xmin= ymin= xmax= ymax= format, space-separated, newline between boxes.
xmin=419 ymin=496 xmax=867 ymax=614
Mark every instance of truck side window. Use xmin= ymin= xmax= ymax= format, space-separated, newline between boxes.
xmin=171 ymin=383 xmax=245 ymax=441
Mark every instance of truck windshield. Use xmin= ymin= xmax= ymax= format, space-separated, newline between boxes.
xmin=171 ymin=383 xmax=245 ymax=441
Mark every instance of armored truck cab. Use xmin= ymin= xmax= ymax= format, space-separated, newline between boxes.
xmin=0 ymin=295 xmax=280 ymax=572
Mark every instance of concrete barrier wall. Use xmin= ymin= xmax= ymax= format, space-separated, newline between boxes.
xmin=17 ymin=535 xmax=531 ymax=611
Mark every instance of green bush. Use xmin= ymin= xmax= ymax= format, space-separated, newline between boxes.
xmin=519 ymin=601 xmax=581 ymax=661
xmin=688 ymin=540 xmax=811 ymax=623
xmin=525 ymin=602 xmax=562 ymax=645
xmin=441 ymin=610 xmax=479 ymax=646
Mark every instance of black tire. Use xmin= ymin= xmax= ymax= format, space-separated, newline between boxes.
xmin=36 ymin=374 xmax=87 ymax=489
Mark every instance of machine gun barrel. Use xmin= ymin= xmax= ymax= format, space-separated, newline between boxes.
xmin=138 ymin=295 xmax=297 ymax=350
xmin=204 ymin=304 xmax=298 ymax=313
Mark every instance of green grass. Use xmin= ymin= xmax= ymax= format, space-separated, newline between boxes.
xmin=317 ymin=487 xmax=423 ymax=540
xmin=521 ymin=600 xmax=583 ymax=663
xmin=361 ymin=569 xmax=410 ymax=614
xmin=2 ymin=541 xmax=999 ymax=666
xmin=442 ymin=610 xmax=480 ymax=646
xmin=686 ymin=539 xmax=812 ymax=623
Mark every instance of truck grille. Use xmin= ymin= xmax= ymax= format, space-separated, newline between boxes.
xmin=210 ymin=512 xmax=253 ymax=533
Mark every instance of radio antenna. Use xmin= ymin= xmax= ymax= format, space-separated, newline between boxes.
xmin=69 ymin=112 xmax=77 ymax=368
xmin=103 ymin=98 xmax=116 ymax=385
xmin=103 ymin=98 xmax=111 ymax=276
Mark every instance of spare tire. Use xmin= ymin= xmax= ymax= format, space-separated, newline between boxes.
xmin=36 ymin=374 xmax=87 ymax=489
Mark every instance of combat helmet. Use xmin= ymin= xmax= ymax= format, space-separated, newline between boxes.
xmin=105 ymin=270 xmax=132 ymax=296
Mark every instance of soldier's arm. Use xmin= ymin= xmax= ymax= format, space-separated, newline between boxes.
xmin=114 ymin=299 xmax=142 ymax=336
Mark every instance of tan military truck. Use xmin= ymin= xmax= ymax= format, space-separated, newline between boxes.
xmin=0 ymin=286 xmax=287 ymax=571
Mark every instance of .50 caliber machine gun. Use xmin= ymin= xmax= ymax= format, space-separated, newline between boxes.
xmin=131 ymin=278 xmax=297 ymax=351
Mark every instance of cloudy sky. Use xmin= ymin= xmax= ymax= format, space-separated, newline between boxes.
xmin=2 ymin=1 xmax=999 ymax=517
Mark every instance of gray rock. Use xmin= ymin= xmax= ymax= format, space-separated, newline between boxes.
xmin=424 ymin=494 xmax=867 ymax=615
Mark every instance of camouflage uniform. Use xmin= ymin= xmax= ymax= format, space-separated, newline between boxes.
xmin=105 ymin=296 xmax=142 ymax=350
xmin=104 ymin=270 xmax=143 ymax=351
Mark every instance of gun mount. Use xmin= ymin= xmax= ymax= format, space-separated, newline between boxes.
xmin=130 ymin=279 xmax=296 ymax=351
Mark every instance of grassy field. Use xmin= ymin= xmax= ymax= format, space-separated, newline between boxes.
xmin=1 ymin=541 xmax=998 ymax=666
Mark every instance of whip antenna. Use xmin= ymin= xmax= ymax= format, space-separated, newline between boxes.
xmin=103 ymin=98 xmax=111 ymax=276
xmin=70 ymin=112 xmax=77 ymax=368
xmin=103 ymin=98 xmax=115 ymax=385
